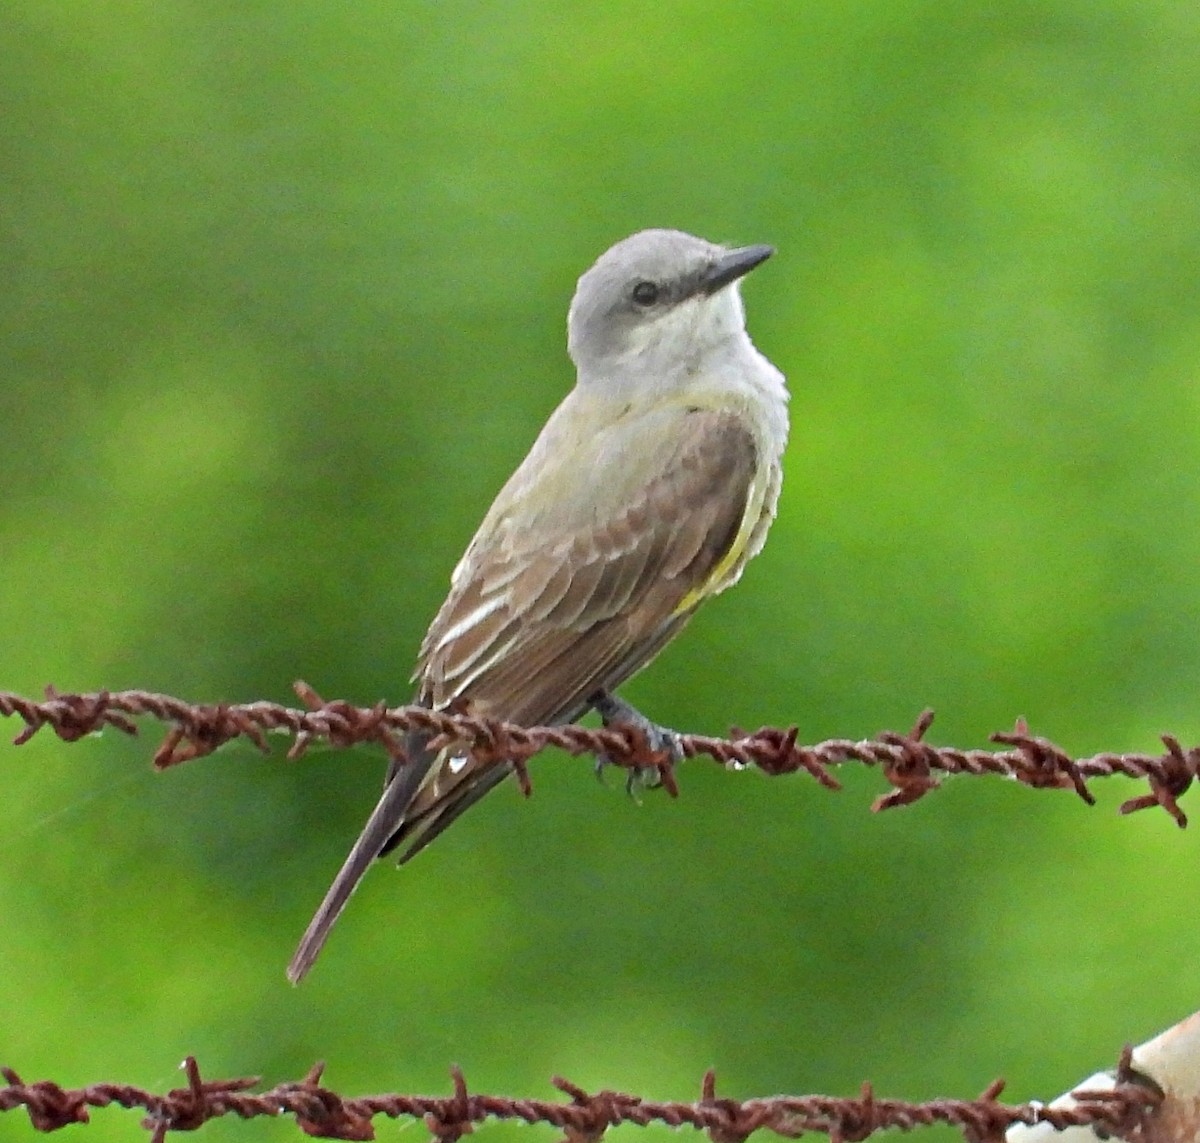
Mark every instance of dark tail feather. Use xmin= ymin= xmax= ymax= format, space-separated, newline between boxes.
xmin=390 ymin=763 xmax=511 ymax=865
xmin=286 ymin=735 xmax=433 ymax=983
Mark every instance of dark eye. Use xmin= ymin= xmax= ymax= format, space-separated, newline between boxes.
xmin=631 ymin=280 xmax=659 ymax=306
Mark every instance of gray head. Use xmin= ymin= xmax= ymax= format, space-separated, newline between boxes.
xmin=566 ymin=228 xmax=773 ymax=382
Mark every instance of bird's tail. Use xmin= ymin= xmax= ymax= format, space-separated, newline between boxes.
xmin=286 ymin=732 xmax=434 ymax=984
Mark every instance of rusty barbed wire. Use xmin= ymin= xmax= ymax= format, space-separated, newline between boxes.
xmin=0 ymin=1050 xmax=1164 ymax=1142
xmin=0 ymin=683 xmax=1196 ymax=824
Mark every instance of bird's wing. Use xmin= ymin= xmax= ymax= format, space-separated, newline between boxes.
xmin=389 ymin=405 xmax=763 ymax=836
xmin=417 ymin=403 xmax=762 ymax=720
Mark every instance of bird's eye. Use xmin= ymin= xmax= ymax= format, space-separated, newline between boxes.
xmin=631 ymin=280 xmax=660 ymax=306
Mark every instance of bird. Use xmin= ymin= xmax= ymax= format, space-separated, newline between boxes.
xmin=287 ymin=228 xmax=788 ymax=982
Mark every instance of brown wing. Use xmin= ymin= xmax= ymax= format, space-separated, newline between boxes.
xmin=388 ymin=406 xmax=761 ymax=837
xmin=417 ymin=405 xmax=760 ymax=722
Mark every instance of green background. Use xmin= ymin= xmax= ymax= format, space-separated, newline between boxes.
xmin=3 ymin=2 xmax=1199 ymax=1140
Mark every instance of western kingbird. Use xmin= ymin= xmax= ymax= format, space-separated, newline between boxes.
xmin=288 ymin=228 xmax=787 ymax=982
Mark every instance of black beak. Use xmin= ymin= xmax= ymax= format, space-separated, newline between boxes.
xmin=701 ymin=243 xmax=774 ymax=295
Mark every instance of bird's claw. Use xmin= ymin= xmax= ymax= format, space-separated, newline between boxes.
xmin=589 ymin=690 xmax=683 ymax=798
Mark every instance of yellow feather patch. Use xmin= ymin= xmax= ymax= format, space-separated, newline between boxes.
xmin=672 ymin=471 xmax=766 ymax=615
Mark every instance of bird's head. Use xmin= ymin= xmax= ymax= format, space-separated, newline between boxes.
xmin=567 ymin=228 xmax=773 ymax=386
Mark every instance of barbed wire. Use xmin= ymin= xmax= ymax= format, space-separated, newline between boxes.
xmin=0 ymin=1050 xmax=1164 ymax=1142
xmin=0 ymin=683 xmax=1195 ymax=824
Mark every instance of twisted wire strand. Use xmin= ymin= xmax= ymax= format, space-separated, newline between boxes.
xmin=0 ymin=684 xmax=1194 ymax=823
xmin=0 ymin=1052 xmax=1162 ymax=1142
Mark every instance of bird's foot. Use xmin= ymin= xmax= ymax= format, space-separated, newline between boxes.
xmin=589 ymin=690 xmax=683 ymax=796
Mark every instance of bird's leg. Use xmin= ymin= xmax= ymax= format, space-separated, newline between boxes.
xmin=588 ymin=689 xmax=684 ymax=795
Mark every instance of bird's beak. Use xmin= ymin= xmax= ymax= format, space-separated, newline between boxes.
xmin=701 ymin=244 xmax=774 ymax=295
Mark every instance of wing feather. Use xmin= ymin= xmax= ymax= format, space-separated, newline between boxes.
xmin=416 ymin=405 xmax=761 ymax=718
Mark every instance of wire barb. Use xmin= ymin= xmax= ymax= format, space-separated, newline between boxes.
xmin=1 ymin=684 xmax=1197 ymax=823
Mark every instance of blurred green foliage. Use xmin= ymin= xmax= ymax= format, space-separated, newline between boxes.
xmin=4 ymin=2 xmax=1200 ymax=1140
